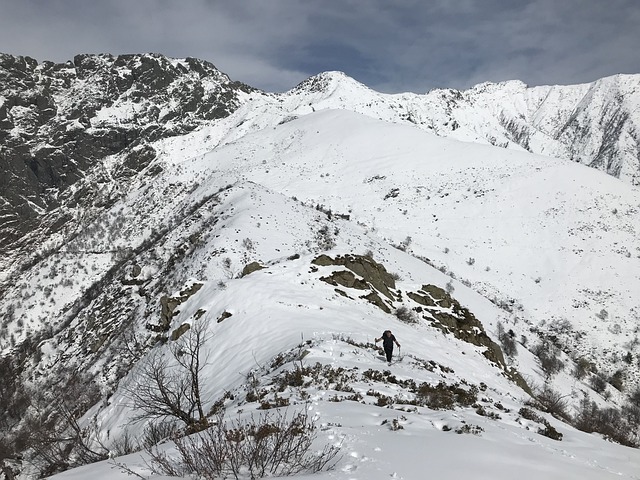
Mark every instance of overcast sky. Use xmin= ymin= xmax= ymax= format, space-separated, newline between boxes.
xmin=1 ymin=0 xmax=639 ymax=93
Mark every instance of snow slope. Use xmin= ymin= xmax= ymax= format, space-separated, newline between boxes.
xmin=38 ymin=108 xmax=640 ymax=479
xmin=150 ymin=108 xmax=640 ymax=380
xmin=48 ymin=240 xmax=640 ymax=480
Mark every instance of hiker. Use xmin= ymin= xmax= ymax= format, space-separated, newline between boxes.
xmin=375 ymin=330 xmax=401 ymax=364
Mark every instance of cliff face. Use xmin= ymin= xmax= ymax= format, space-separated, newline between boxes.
xmin=0 ymin=53 xmax=254 ymax=256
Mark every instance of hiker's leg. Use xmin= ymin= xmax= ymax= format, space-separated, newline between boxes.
xmin=385 ymin=348 xmax=393 ymax=362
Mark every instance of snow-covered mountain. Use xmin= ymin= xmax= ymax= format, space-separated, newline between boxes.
xmin=288 ymin=71 xmax=640 ymax=183
xmin=0 ymin=53 xmax=254 ymax=260
xmin=1 ymin=53 xmax=640 ymax=479
xmin=2 ymin=54 xmax=639 ymax=266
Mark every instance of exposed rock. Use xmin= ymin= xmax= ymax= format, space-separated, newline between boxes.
xmin=361 ymin=292 xmax=391 ymax=314
xmin=171 ymin=323 xmax=191 ymax=341
xmin=155 ymin=282 xmax=204 ymax=331
xmin=241 ymin=262 xmax=265 ymax=277
xmin=320 ymin=270 xmax=369 ymax=290
xmin=313 ymin=254 xmax=396 ymax=299
xmin=406 ymin=291 xmax=437 ymax=307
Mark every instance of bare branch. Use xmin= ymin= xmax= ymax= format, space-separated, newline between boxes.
xmin=122 ymin=321 xmax=211 ymax=431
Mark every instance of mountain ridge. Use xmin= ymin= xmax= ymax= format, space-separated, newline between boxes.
xmin=2 ymin=52 xmax=639 ymax=270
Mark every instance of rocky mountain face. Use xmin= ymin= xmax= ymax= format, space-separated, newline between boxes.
xmin=0 ymin=53 xmax=254 ymax=262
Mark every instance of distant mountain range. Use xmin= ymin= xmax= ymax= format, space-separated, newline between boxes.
xmin=2 ymin=53 xmax=639 ymax=262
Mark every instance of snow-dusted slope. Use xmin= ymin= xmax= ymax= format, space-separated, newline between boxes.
xmin=0 ymin=53 xmax=254 ymax=260
xmin=34 ymin=173 xmax=639 ymax=478
xmin=45 ymin=222 xmax=640 ymax=479
xmin=160 ymin=108 xmax=639 ymax=380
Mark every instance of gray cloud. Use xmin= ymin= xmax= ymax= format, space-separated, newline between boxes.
xmin=0 ymin=0 xmax=638 ymax=93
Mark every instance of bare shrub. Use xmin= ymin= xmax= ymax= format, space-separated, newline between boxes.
xmin=589 ymin=374 xmax=608 ymax=394
xmin=395 ymin=306 xmax=417 ymax=324
xmin=609 ymin=369 xmax=625 ymax=392
xmin=415 ymin=382 xmax=478 ymax=410
xmin=518 ymin=407 xmax=562 ymax=441
xmin=531 ymin=341 xmax=564 ymax=378
xmin=123 ymin=321 xmax=210 ymax=432
xmin=221 ymin=257 xmax=233 ymax=279
xmin=315 ymin=225 xmax=336 ymax=251
xmin=147 ymin=410 xmax=340 ymax=479
xmin=445 ymin=280 xmax=454 ymax=294
xmin=529 ymin=384 xmax=569 ymax=420
xmin=396 ymin=236 xmax=412 ymax=252
xmin=242 ymin=238 xmax=254 ymax=251
xmin=141 ymin=421 xmax=180 ymax=449
xmin=110 ymin=430 xmax=140 ymax=457
xmin=572 ymin=357 xmax=593 ymax=380
xmin=496 ymin=322 xmax=517 ymax=357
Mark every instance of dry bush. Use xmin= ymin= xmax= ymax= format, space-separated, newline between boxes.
xmin=415 ymin=382 xmax=478 ymax=410
xmin=528 ymin=384 xmax=569 ymax=420
xmin=147 ymin=409 xmax=341 ymax=479
xmin=395 ymin=306 xmax=417 ymax=324
xmin=123 ymin=321 xmax=210 ymax=432
xmin=518 ymin=407 xmax=563 ymax=441
xmin=573 ymin=396 xmax=639 ymax=447
xmin=589 ymin=374 xmax=608 ymax=394
xmin=141 ymin=421 xmax=181 ymax=449
xmin=531 ymin=341 xmax=564 ymax=378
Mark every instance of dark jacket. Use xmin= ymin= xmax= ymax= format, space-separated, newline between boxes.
xmin=381 ymin=332 xmax=397 ymax=350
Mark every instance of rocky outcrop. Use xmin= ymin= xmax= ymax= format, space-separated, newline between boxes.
xmin=154 ymin=282 xmax=204 ymax=332
xmin=312 ymin=255 xmax=529 ymax=394
xmin=170 ymin=323 xmax=191 ymax=341
xmin=241 ymin=262 xmax=266 ymax=277
xmin=0 ymin=53 xmax=254 ymax=258
xmin=314 ymin=254 xmax=397 ymax=312
xmin=408 ymin=284 xmax=530 ymax=394
xmin=313 ymin=254 xmax=396 ymax=299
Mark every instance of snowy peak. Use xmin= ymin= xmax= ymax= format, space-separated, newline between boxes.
xmin=276 ymin=70 xmax=640 ymax=184
xmin=2 ymin=52 xmax=639 ymax=265
xmin=289 ymin=70 xmax=369 ymax=95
